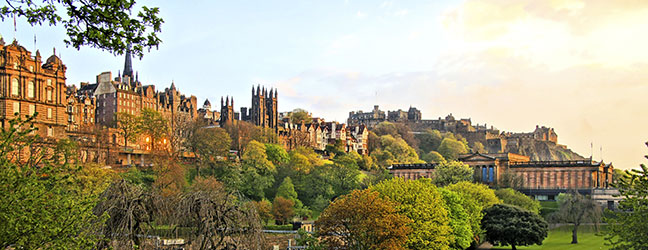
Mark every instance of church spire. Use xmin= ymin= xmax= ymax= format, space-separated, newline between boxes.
xmin=123 ymin=43 xmax=133 ymax=78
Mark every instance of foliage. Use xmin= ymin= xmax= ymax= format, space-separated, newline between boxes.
xmin=373 ymin=121 xmax=418 ymax=149
xmin=439 ymin=188 xmax=473 ymax=250
xmin=0 ymin=0 xmax=163 ymax=57
xmin=290 ymin=108 xmax=312 ymax=124
xmin=272 ymin=197 xmax=295 ymax=225
xmin=184 ymin=123 xmax=231 ymax=176
xmin=0 ymin=117 xmax=105 ymax=249
xmin=437 ymin=137 xmax=469 ymax=161
xmin=265 ymin=143 xmax=289 ymax=165
xmin=360 ymin=168 xmax=393 ymax=189
xmin=371 ymin=178 xmax=454 ymax=250
xmin=372 ymin=134 xmax=424 ymax=167
xmin=605 ymin=147 xmax=648 ymax=250
xmin=497 ymin=170 xmax=524 ymax=189
xmin=432 ymin=161 xmax=474 ymax=187
xmin=446 ymin=181 xmax=501 ymax=243
xmin=151 ymin=156 xmax=186 ymax=197
xmin=495 ymin=188 xmax=541 ymax=214
xmin=471 ymin=141 xmax=486 ymax=153
xmin=550 ymin=191 xmax=602 ymax=244
xmin=276 ymin=176 xmax=303 ymax=208
xmin=325 ymin=139 xmax=346 ymax=157
xmin=316 ymin=189 xmax=412 ymax=250
xmin=422 ymin=150 xmax=446 ymax=163
xmin=240 ymin=140 xmax=276 ymax=200
xmin=264 ymin=224 xmax=293 ymax=231
xmin=296 ymin=228 xmax=326 ymax=250
xmin=311 ymin=195 xmax=331 ymax=214
xmin=116 ymin=111 xmax=140 ymax=149
xmin=416 ymin=129 xmax=443 ymax=154
xmin=482 ymin=204 xmax=548 ymax=250
xmin=138 ymin=108 xmax=168 ymax=151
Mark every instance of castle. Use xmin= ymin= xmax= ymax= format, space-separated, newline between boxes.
xmin=220 ymin=85 xmax=279 ymax=130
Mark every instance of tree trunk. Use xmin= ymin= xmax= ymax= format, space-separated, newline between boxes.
xmin=512 ymin=244 xmax=517 ymax=250
xmin=571 ymin=224 xmax=579 ymax=244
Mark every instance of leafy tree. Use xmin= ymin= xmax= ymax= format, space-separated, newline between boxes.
xmin=0 ymin=117 xmax=104 ymax=249
xmin=422 ymin=150 xmax=446 ymax=163
xmin=252 ymin=199 xmax=273 ymax=224
xmin=311 ymin=195 xmax=331 ymax=214
xmin=240 ymin=140 xmax=276 ymax=200
xmin=116 ymin=111 xmax=140 ymax=149
xmin=371 ymin=178 xmax=453 ymax=250
xmin=497 ymin=170 xmax=523 ymax=189
xmin=185 ymin=125 xmax=231 ymax=177
xmin=495 ymin=188 xmax=541 ymax=214
xmin=372 ymin=134 xmax=423 ymax=167
xmin=290 ymin=108 xmax=312 ymax=124
xmin=272 ymin=196 xmax=295 ymax=225
xmin=437 ymin=137 xmax=468 ymax=161
xmin=316 ymin=189 xmax=412 ymax=250
xmin=549 ymin=191 xmax=602 ymax=244
xmin=368 ymin=130 xmax=380 ymax=153
xmin=432 ymin=161 xmax=474 ymax=187
xmin=439 ymin=188 xmax=473 ymax=250
xmin=1 ymin=0 xmax=163 ymax=57
xmin=416 ymin=129 xmax=443 ymax=154
xmin=151 ymin=156 xmax=186 ymax=197
xmin=276 ymin=176 xmax=303 ymax=208
xmin=446 ymin=181 xmax=501 ymax=243
xmin=139 ymin=108 xmax=168 ymax=151
xmin=482 ymin=204 xmax=548 ymax=250
xmin=326 ymin=139 xmax=346 ymax=157
xmin=265 ymin=143 xmax=289 ymax=165
xmin=471 ymin=141 xmax=486 ymax=153
xmin=605 ymin=150 xmax=648 ymax=249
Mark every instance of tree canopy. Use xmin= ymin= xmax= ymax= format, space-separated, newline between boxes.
xmin=432 ymin=161 xmax=474 ymax=187
xmin=550 ymin=191 xmax=602 ymax=244
xmin=495 ymin=188 xmax=541 ymax=214
xmin=1 ymin=0 xmax=163 ymax=57
xmin=482 ymin=204 xmax=548 ymax=250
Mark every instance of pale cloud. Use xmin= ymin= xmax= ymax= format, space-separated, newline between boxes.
xmin=394 ymin=9 xmax=409 ymax=16
xmin=380 ymin=1 xmax=393 ymax=9
xmin=327 ymin=34 xmax=360 ymax=54
xmin=356 ymin=11 xmax=368 ymax=19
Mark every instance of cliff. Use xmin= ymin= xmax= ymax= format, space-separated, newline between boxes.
xmin=504 ymin=138 xmax=584 ymax=161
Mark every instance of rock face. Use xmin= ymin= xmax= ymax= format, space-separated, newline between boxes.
xmin=505 ymin=138 xmax=584 ymax=161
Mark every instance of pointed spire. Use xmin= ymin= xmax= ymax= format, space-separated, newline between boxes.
xmin=252 ymin=85 xmax=255 ymax=95
xmin=226 ymin=96 xmax=229 ymax=106
xmin=170 ymin=80 xmax=176 ymax=90
xmin=123 ymin=43 xmax=133 ymax=78
xmin=136 ymin=71 xmax=139 ymax=82
xmin=275 ymin=88 xmax=278 ymax=98
xmin=221 ymin=96 xmax=224 ymax=107
xmin=231 ymin=97 xmax=234 ymax=107
xmin=257 ymin=85 xmax=260 ymax=95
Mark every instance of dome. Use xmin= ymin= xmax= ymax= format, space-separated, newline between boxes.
xmin=46 ymin=54 xmax=62 ymax=65
xmin=203 ymin=99 xmax=211 ymax=106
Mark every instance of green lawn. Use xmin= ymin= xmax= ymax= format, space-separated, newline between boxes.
xmin=491 ymin=225 xmax=609 ymax=250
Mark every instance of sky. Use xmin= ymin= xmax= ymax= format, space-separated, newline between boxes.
xmin=2 ymin=0 xmax=648 ymax=170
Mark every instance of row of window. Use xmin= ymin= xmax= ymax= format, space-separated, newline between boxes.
xmin=10 ymin=78 xmax=56 ymax=101
xmin=12 ymin=102 xmax=55 ymax=119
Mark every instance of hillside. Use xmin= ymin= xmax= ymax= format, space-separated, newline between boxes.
xmin=505 ymin=138 xmax=585 ymax=161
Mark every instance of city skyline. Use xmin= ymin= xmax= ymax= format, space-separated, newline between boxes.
xmin=2 ymin=0 xmax=647 ymax=170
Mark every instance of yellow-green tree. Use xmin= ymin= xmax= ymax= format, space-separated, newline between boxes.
xmin=116 ymin=111 xmax=140 ymax=149
xmin=317 ymin=189 xmax=412 ymax=250
xmin=446 ymin=181 xmax=501 ymax=244
xmin=371 ymin=178 xmax=454 ymax=250
xmin=240 ymin=140 xmax=276 ymax=200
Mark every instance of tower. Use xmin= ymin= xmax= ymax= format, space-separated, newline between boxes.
xmin=220 ymin=96 xmax=234 ymax=126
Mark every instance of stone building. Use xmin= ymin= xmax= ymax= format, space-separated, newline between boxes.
xmin=197 ymin=99 xmax=220 ymax=125
xmin=347 ymin=105 xmax=386 ymax=128
xmin=240 ymin=85 xmax=278 ymax=131
xmin=219 ymin=96 xmax=235 ymax=127
xmin=65 ymin=85 xmax=95 ymax=132
xmin=0 ymin=39 xmax=68 ymax=139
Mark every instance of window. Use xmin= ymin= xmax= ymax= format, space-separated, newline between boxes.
xmin=29 ymin=104 xmax=35 ymax=116
xmin=29 ymin=65 xmax=33 ymax=72
xmin=47 ymin=127 xmax=53 ymax=137
xmin=47 ymin=79 xmax=52 ymax=86
xmin=13 ymin=102 xmax=19 ymax=114
xmin=27 ymin=81 xmax=34 ymax=98
xmin=47 ymin=108 xmax=52 ymax=119
xmin=47 ymin=89 xmax=52 ymax=101
xmin=11 ymin=78 xmax=19 ymax=96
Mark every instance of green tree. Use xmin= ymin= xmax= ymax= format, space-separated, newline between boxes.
xmin=276 ymin=176 xmax=303 ymax=208
xmin=471 ymin=141 xmax=486 ymax=153
xmin=372 ymin=134 xmax=423 ymax=167
xmin=290 ymin=108 xmax=312 ymax=124
xmin=316 ymin=189 xmax=412 ymax=250
xmin=240 ymin=140 xmax=276 ymax=200
xmin=422 ymin=150 xmax=446 ymax=163
xmin=1 ymin=0 xmax=163 ymax=57
xmin=432 ymin=161 xmax=474 ymax=187
xmin=265 ymin=143 xmax=289 ymax=165
xmin=371 ymin=178 xmax=453 ymax=250
xmin=446 ymin=181 xmax=501 ymax=243
xmin=0 ymin=117 xmax=104 ymax=249
xmin=437 ymin=138 xmax=468 ymax=161
xmin=439 ymin=188 xmax=472 ymax=250
xmin=139 ymin=108 xmax=168 ymax=151
xmin=550 ymin=191 xmax=602 ymax=244
xmin=416 ymin=129 xmax=443 ymax=154
xmin=605 ymin=151 xmax=648 ymax=249
xmin=185 ymin=124 xmax=231 ymax=177
xmin=252 ymin=199 xmax=273 ymax=224
xmin=482 ymin=204 xmax=548 ymax=250
xmin=116 ymin=111 xmax=140 ymax=149
xmin=495 ymin=188 xmax=541 ymax=214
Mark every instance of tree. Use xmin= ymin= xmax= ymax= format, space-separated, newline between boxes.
xmin=416 ymin=129 xmax=443 ymax=154
xmin=316 ymin=189 xmax=412 ymax=250
xmin=371 ymin=178 xmax=454 ymax=250
xmin=495 ymin=188 xmax=541 ymax=214
xmin=290 ymin=108 xmax=312 ymax=124
xmin=151 ymin=156 xmax=186 ymax=197
xmin=446 ymin=181 xmax=501 ymax=243
xmin=240 ymin=140 xmax=276 ymax=200
xmin=184 ymin=123 xmax=231 ymax=177
xmin=432 ymin=161 xmax=474 ymax=187
xmin=265 ymin=143 xmax=289 ymax=165
xmin=272 ymin=196 xmax=295 ymax=225
xmin=139 ymin=108 xmax=168 ymax=151
xmin=439 ymin=188 xmax=472 ymax=250
xmin=471 ymin=142 xmax=486 ymax=153
xmin=1 ymin=0 xmax=163 ymax=57
xmin=549 ymin=191 xmax=602 ymax=244
xmin=116 ymin=111 xmax=140 ymax=149
xmin=0 ymin=117 xmax=104 ymax=249
xmin=422 ymin=150 xmax=445 ymax=163
xmin=252 ymin=199 xmax=273 ymax=224
xmin=276 ymin=176 xmax=303 ymax=208
xmin=482 ymin=204 xmax=548 ymax=250
xmin=605 ymin=151 xmax=648 ymax=249
xmin=437 ymin=138 xmax=468 ymax=161
xmin=497 ymin=170 xmax=523 ymax=189
xmin=372 ymin=134 xmax=423 ymax=167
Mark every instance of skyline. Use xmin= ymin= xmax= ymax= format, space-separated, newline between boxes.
xmin=2 ymin=0 xmax=647 ymax=170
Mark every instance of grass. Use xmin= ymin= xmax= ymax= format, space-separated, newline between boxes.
xmin=491 ymin=225 xmax=609 ymax=250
